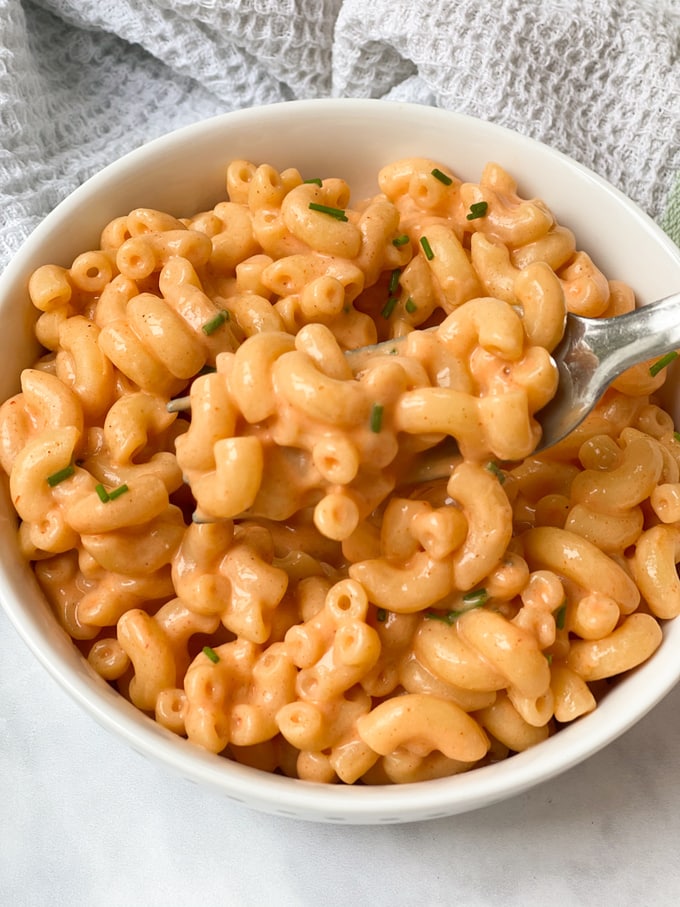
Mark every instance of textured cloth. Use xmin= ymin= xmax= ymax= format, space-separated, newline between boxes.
xmin=663 ymin=173 xmax=680 ymax=245
xmin=1 ymin=0 xmax=679 ymax=270
xmin=1 ymin=3 xmax=680 ymax=906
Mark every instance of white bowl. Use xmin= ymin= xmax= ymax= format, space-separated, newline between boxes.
xmin=1 ymin=99 xmax=680 ymax=824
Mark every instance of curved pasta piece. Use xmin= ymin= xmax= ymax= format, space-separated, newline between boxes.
xmin=414 ymin=618 xmax=508 ymax=693
xmin=10 ymin=425 xmax=80 ymax=523
xmin=522 ymin=526 xmax=640 ymax=615
xmin=23 ymin=367 xmax=83 ymax=434
xmin=349 ymin=551 xmax=453 ymax=613
xmin=570 ymin=436 xmax=663 ymax=514
xmin=629 ymin=525 xmax=680 ymax=619
xmin=566 ymin=613 xmax=662 ymax=681
xmin=356 ymin=693 xmax=489 ymax=762
xmin=447 ymin=461 xmax=513 ymax=590
xmin=456 ymin=608 xmax=551 ymax=699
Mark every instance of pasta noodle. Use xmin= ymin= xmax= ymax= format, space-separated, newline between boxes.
xmin=1 ymin=154 xmax=677 ymax=785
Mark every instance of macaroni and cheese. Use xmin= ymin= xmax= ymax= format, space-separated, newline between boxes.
xmin=1 ymin=156 xmax=676 ymax=785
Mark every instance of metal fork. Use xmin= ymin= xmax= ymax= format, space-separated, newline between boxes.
xmin=348 ymin=291 xmax=680 ymax=457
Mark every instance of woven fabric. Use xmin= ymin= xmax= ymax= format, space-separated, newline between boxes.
xmin=662 ymin=173 xmax=680 ymax=246
xmin=1 ymin=0 xmax=678 ymax=269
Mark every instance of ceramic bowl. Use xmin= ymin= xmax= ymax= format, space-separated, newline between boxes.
xmin=1 ymin=99 xmax=679 ymax=823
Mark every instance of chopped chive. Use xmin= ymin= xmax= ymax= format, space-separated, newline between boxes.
xmin=202 ymin=309 xmax=229 ymax=336
xmin=308 ymin=202 xmax=348 ymax=221
xmin=405 ymin=297 xmax=417 ymax=314
xmin=198 ymin=364 xmax=217 ymax=376
xmin=486 ymin=461 xmax=506 ymax=484
xmin=431 ymin=168 xmax=453 ymax=186
xmin=203 ymin=645 xmax=220 ymax=663
xmin=420 ymin=236 xmax=434 ymax=260
xmin=376 ymin=608 xmax=387 ymax=622
xmin=466 ymin=201 xmax=489 ymax=220
xmin=674 ymin=431 xmax=680 ymax=443
xmin=554 ymin=602 xmax=567 ymax=630
xmin=304 ymin=178 xmax=323 ymax=187
xmin=381 ymin=296 xmax=399 ymax=319
xmin=108 ymin=483 xmax=129 ymax=501
xmin=370 ymin=403 xmax=384 ymax=433
xmin=95 ymin=483 xmax=110 ymax=503
xmin=426 ymin=592 xmax=488 ymax=625
xmin=425 ymin=610 xmax=457 ymax=625
xmin=389 ymin=347 xmax=398 ymax=355
xmin=47 ymin=464 xmax=75 ymax=487
xmin=392 ymin=234 xmax=409 ymax=247
xmin=388 ymin=268 xmax=401 ymax=294
xmin=462 ymin=588 xmax=489 ymax=607
xmin=545 ymin=652 xmax=553 ymax=665
xmin=649 ymin=351 xmax=678 ymax=377
xmin=95 ymin=483 xmax=129 ymax=504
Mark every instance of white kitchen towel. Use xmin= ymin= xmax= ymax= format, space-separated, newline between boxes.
xmin=1 ymin=0 xmax=678 ymax=271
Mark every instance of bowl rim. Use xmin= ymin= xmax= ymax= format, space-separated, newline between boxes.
xmin=2 ymin=97 xmax=680 ymax=824
xmin=4 ymin=97 xmax=680 ymax=279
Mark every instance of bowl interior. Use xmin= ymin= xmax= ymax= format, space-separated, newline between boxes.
xmin=1 ymin=98 xmax=680 ymax=823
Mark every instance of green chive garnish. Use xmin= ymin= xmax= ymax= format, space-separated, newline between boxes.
xmin=420 ymin=236 xmax=434 ymax=260
xmin=554 ymin=602 xmax=567 ymax=630
xmin=376 ymin=608 xmax=387 ymax=622
xmin=425 ymin=611 xmax=457 ymax=625
xmin=94 ymin=483 xmax=128 ymax=503
xmin=203 ymin=645 xmax=220 ymax=663
xmin=304 ymin=178 xmax=323 ymax=187
xmin=370 ymin=403 xmax=384 ymax=433
xmin=405 ymin=297 xmax=417 ymax=314
xmin=392 ymin=234 xmax=409 ymax=247
xmin=431 ymin=168 xmax=453 ymax=186
xmin=108 ymin=484 xmax=129 ymax=501
xmin=649 ymin=351 xmax=678 ymax=377
xmin=95 ymin=483 xmax=110 ymax=503
xmin=486 ymin=461 xmax=506 ymax=484
xmin=673 ymin=431 xmax=680 ymax=443
xmin=545 ymin=652 xmax=553 ymax=665
xmin=308 ymin=202 xmax=348 ymax=221
xmin=426 ymin=590 xmax=488 ymax=624
xmin=202 ymin=310 xmax=229 ymax=336
xmin=462 ymin=588 xmax=489 ymax=607
xmin=388 ymin=268 xmax=401 ymax=294
xmin=47 ymin=464 xmax=75 ymax=487
xmin=198 ymin=364 xmax=217 ymax=376
xmin=466 ymin=201 xmax=489 ymax=220
xmin=381 ymin=296 xmax=399 ymax=319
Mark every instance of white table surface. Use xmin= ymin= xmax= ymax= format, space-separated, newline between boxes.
xmin=2 ymin=604 xmax=680 ymax=907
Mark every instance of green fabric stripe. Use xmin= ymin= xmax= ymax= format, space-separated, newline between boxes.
xmin=661 ymin=173 xmax=680 ymax=248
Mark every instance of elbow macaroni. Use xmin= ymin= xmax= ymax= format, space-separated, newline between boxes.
xmin=2 ymin=155 xmax=676 ymax=785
